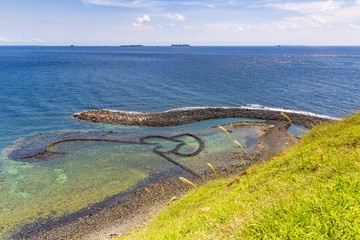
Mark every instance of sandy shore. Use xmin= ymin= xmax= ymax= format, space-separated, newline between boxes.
xmin=13 ymin=119 xmax=301 ymax=240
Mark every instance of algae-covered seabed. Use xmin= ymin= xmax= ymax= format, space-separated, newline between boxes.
xmin=0 ymin=121 xmax=261 ymax=239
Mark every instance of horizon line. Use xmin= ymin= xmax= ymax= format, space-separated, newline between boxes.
xmin=1 ymin=45 xmax=360 ymax=47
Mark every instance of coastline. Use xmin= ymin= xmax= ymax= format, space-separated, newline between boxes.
xmin=15 ymin=120 xmax=299 ymax=240
xmin=73 ymin=107 xmax=339 ymax=128
xmin=1 ymin=45 xmax=357 ymax=239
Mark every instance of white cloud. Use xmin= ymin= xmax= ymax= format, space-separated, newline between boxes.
xmin=182 ymin=25 xmax=202 ymax=32
xmin=266 ymin=0 xmax=342 ymax=14
xmin=232 ymin=26 xmax=244 ymax=32
xmin=311 ymin=15 xmax=326 ymax=27
xmin=132 ymin=14 xmax=151 ymax=27
xmin=261 ymin=0 xmax=360 ymax=33
xmin=204 ymin=22 xmax=253 ymax=33
xmin=0 ymin=37 xmax=12 ymax=42
xmin=166 ymin=13 xmax=185 ymax=21
xmin=276 ymin=24 xmax=287 ymax=29
xmin=320 ymin=0 xmax=341 ymax=14
xmin=267 ymin=0 xmax=360 ymax=24
xmin=290 ymin=24 xmax=299 ymax=30
xmin=277 ymin=15 xmax=330 ymax=30
xmin=0 ymin=37 xmax=45 ymax=44
xmin=32 ymin=38 xmax=45 ymax=43
xmin=137 ymin=14 xmax=151 ymax=23
xmin=349 ymin=23 xmax=360 ymax=30
xmin=274 ymin=23 xmax=299 ymax=30
xmin=158 ymin=23 xmax=175 ymax=28
xmin=326 ymin=4 xmax=360 ymax=23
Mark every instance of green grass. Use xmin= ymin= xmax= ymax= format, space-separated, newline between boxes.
xmin=118 ymin=112 xmax=360 ymax=239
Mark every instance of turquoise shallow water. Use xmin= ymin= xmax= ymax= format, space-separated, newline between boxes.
xmin=1 ymin=119 xmax=261 ymax=238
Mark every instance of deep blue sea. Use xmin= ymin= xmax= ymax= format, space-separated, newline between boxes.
xmin=1 ymin=46 xmax=360 ymax=152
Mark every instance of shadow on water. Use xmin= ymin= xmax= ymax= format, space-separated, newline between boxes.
xmin=0 ymin=118 xmax=262 ymax=239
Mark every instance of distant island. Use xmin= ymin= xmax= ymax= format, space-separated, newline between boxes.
xmin=171 ymin=44 xmax=191 ymax=47
xmin=120 ymin=45 xmax=144 ymax=47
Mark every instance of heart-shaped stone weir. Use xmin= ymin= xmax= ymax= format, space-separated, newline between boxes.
xmin=41 ymin=133 xmax=205 ymax=177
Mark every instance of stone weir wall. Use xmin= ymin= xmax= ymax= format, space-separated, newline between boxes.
xmin=73 ymin=108 xmax=338 ymax=128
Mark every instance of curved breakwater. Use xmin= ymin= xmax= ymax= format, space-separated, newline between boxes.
xmin=73 ymin=106 xmax=340 ymax=128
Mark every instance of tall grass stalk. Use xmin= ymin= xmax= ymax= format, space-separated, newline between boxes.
xmin=218 ymin=125 xmax=252 ymax=185
xmin=281 ymin=111 xmax=304 ymax=138
xmin=207 ymin=163 xmax=217 ymax=176
xmin=119 ymin=207 xmax=124 ymax=220
xmin=160 ymin=185 xmax=166 ymax=199
xmin=218 ymin=126 xmax=252 ymax=167
xmin=145 ymin=187 xmax=156 ymax=203
xmin=280 ymin=112 xmax=292 ymax=124
xmin=234 ymin=139 xmax=255 ymax=162
xmin=179 ymin=177 xmax=197 ymax=190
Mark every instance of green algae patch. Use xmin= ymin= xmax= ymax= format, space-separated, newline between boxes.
xmin=53 ymin=168 xmax=68 ymax=184
xmin=0 ymin=157 xmax=148 ymax=239
xmin=0 ymin=141 xmax=156 ymax=238
xmin=119 ymin=113 xmax=360 ymax=240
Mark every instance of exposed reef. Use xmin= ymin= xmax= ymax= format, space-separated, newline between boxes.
xmin=226 ymin=121 xmax=298 ymax=160
xmin=73 ymin=107 xmax=339 ymax=128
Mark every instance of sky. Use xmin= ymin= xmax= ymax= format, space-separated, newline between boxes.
xmin=1 ymin=0 xmax=360 ymax=46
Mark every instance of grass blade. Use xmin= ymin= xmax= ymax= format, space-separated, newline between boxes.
xmin=179 ymin=177 xmax=197 ymax=189
xmin=207 ymin=163 xmax=217 ymax=176
xmin=281 ymin=112 xmax=292 ymax=124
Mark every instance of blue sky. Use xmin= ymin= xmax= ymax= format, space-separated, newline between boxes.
xmin=1 ymin=0 xmax=360 ymax=46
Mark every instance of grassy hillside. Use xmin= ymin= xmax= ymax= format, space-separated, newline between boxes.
xmin=118 ymin=112 xmax=360 ymax=239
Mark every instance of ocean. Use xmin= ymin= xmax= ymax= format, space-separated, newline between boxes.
xmin=1 ymin=46 xmax=360 ymax=151
xmin=0 ymin=46 xmax=360 ymax=238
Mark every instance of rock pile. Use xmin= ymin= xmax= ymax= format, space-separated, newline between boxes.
xmin=73 ymin=107 xmax=336 ymax=128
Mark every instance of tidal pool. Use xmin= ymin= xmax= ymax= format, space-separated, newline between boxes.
xmin=0 ymin=118 xmax=262 ymax=239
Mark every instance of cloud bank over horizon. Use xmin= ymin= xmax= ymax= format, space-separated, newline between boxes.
xmin=0 ymin=0 xmax=359 ymax=45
